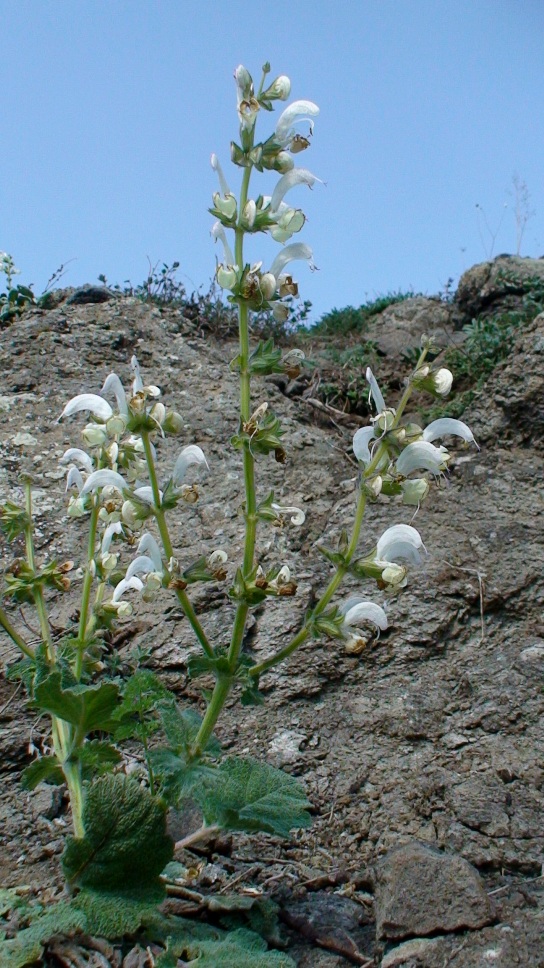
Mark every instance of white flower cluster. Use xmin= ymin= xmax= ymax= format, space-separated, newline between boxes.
xmin=210 ymin=65 xmax=320 ymax=322
xmin=58 ymin=357 xmax=209 ymax=616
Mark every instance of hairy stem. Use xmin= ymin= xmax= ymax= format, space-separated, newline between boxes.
xmin=0 ymin=605 xmax=34 ymax=659
xmin=140 ymin=431 xmax=214 ymax=660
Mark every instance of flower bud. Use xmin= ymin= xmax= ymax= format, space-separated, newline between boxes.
xmin=106 ymin=415 xmax=127 ymax=436
xmin=243 ymin=200 xmax=257 ymax=228
xmin=161 ymin=411 xmax=183 ymax=434
xmin=263 ymin=74 xmax=291 ymax=101
xmin=150 ymin=402 xmax=166 ymax=426
xmin=272 ymin=151 xmax=295 ymax=173
xmin=260 ymin=272 xmax=277 ymax=301
xmin=82 ymin=424 xmax=108 ymax=447
xmin=216 ymin=265 xmax=238 ymax=290
xmin=401 ymin=478 xmax=430 ymax=506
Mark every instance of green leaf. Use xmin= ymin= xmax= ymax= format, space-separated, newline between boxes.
xmin=73 ymin=886 xmax=164 ymax=937
xmin=149 ymin=748 xmax=215 ymax=807
xmin=0 ymin=902 xmax=85 ymax=968
xmin=75 ymin=740 xmax=122 ymax=777
xmin=194 ymin=757 xmax=311 ymax=838
xmin=113 ymin=669 xmax=170 ymax=742
xmin=34 ymin=671 xmax=120 ymax=738
xmin=158 ymin=702 xmax=221 ymax=757
xmin=248 ymin=338 xmax=283 ymax=376
xmin=183 ymin=928 xmax=296 ymax=967
xmin=61 ymin=773 xmax=173 ymax=891
xmin=21 ymin=755 xmax=64 ymax=790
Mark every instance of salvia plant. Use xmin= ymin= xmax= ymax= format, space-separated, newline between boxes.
xmin=0 ymin=63 xmax=478 ymax=965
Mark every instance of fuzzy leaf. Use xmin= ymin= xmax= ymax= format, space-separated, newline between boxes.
xmin=21 ymin=755 xmax=65 ymax=790
xmin=183 ymin=927 xmax=295 ymax=967
xmin=75 ymin=740 xmax=122 ymax=776
xmin=73 ymin=886 xmax=164 ymax=937
xmin=34 ymin=671 xmax=119 ymax=737
xmin=158 ymin=702 xmax=221 ymax=757
xmin=150 ymin=748 xmax=216 ymax=807
xmin=62 ymin=774 xmax=173 ymax=891
xmin=113 ymin=669 xmax=170 ymax=742
xmin=0 ymin=902 xmax=85 ymax=968
xmin=194 ymin=757 xmax=311 ymax=837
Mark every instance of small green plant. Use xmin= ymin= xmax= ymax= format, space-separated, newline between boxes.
xmin=311 ymin=290 xmax=419 ymax=337
xmin=0 ymin=62 xmax=479 ymax=965
xmin=0 ymin=252 xmax=36 ymax=323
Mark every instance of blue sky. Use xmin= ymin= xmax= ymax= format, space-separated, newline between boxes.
xmin=2 ymin=0 xmax=543 ymax=322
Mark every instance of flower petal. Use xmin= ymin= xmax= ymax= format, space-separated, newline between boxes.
xmin=80 ymin=470 xmax=127 ymax=495
xmin=275 ymin=100 xmax=319 ymax=145
xmin=172 ymin=445 xmax=209 ymax=486
xmin=59 ymin=394 xmax=113 ymax=422
xmin=353 ymin=426 xmax=376 ymax=466
xmin=112 ymin=576 xmax=144 ymax=603
xmin=366 ymin=368 xmax=386 ymax=414
xmin=341 ymin=598 xmax=388 ymax=631
xmin=396 ymin=441 xmax=449 ymax=476
xmin=376 ymin=523 xmax=425 ymax=564
xmin=101 ymin=521 xmax=123 ymax=555
xmin=269 ymin=243 xmax=313 ymax=281
xmin=137 ymin=533 xmax=163 ymax=571
xmin=271 ymin=503 xmax=305 ymax=525
xmin=270 ymin=168 xmax=321 ymax=213
xmin=422 ymin=418 xmax=477 ymax=447
xmin=101 ymin=373 xmax=129 ymax=416
xmin=60 ymin=448 xmax=94 ymax=473
xmin=65 ymin=467 xmax=85 ymax=493
xmin=126 ymin=555 xmax=161 ymax=579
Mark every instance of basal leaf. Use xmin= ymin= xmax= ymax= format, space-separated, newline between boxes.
xmin=0 ymin=902 xmax=85 ymax=968
xmin=195 ymin=757 xmax=311 ymax=838
xmin=21 ymin=755 xmax=65 ymax=790
xmin=61 ymin=773 xmax=173 ymax=892
xmin=73 ymin=886 xmax=164 ymax=937
xmin=183 ymin=927 xmax=296 ymax=967
xmin=34 ymin=671 xmax=119 ymax=738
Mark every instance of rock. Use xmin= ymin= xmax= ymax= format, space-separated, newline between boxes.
xmin=374 ymin=842 xmax=493 ymax=940
xmin=380 ymin=937 xmax=442 ymax=967
xmin=66 ymin=285 xmax=115 ymax=305
xmin=453 ymin=255 xmax=544 ymax=328
xmin=366 ymin=297 xmax=453 ymax=357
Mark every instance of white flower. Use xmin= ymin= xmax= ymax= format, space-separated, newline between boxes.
xmin=211 ymin=221 xmax=235 ymax=265
xmin=60 ymin=448 xmax=94 ymax=474
xmin=353 ymin=426 xmax=377 ymax=467
xmin=101 ymin=373 xmax=129 ymax=417
xmin=101 ymin=521 xmax=123 ymax=556
xmin=112 ymin=576 xmax=144 ymax=603
xmin=268 ymin=243 xmax=313 ymax=282
xmin=275 ymin=100 xmax=320 ymax=148
xmin=65 ymin=466 xmax=85 ymax=493
xmin=271 ymin=503 xmax=305 ymax=525
xmin=59 ymin=394 xmax=113 ymax=423
xmin=396 ymin=441 xmax=449 ymax=477
xmin=211 ymin=154 xmax=237 ymax=220
xmin=422 ymin=418 xmax=478 ymax=448
xmin=433 ymin=368 xmax=453 ymax=396
xmin=137 ymin=533 xmax=163 ymax=571
xmin=172 ymin=445 xmax=208 ymax=487
xmin=269 ymin=168 xmax=321 ymax=213
xmin=80 ymin=469 xmax=127 ymax=496
xmin=366 ymin=367 xmax=386 ymax=415
xmin=340 ymin=597 xmax=388 ymax=632
xmin=376 ymin=524 xmax=425 ymax=565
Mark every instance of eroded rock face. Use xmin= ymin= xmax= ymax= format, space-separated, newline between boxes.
xmin=366 ymin=297 xmax=454 ymax=357
xmin=453 ymin=255 xmax=544 ymax=327
xmin=1 ymin=282 xmax=544 ymax=965
xmin=374 ymin=842 xmax=493 ymax=940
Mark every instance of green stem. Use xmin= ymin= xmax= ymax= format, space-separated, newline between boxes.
xmin=191 ymin=673 xmax=232 ymax=758
xmin=140 ymin=431 xmax=214 ymax=660
xmin=249 ymin=488 xmax=368 ymax=678
xmin=0 ymin=605 xmax=34 ymax=659
xmin=74 ymin=500 xmax=100 ymax=680
xmin=24 ymin=481 xmax=85 ymax=836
